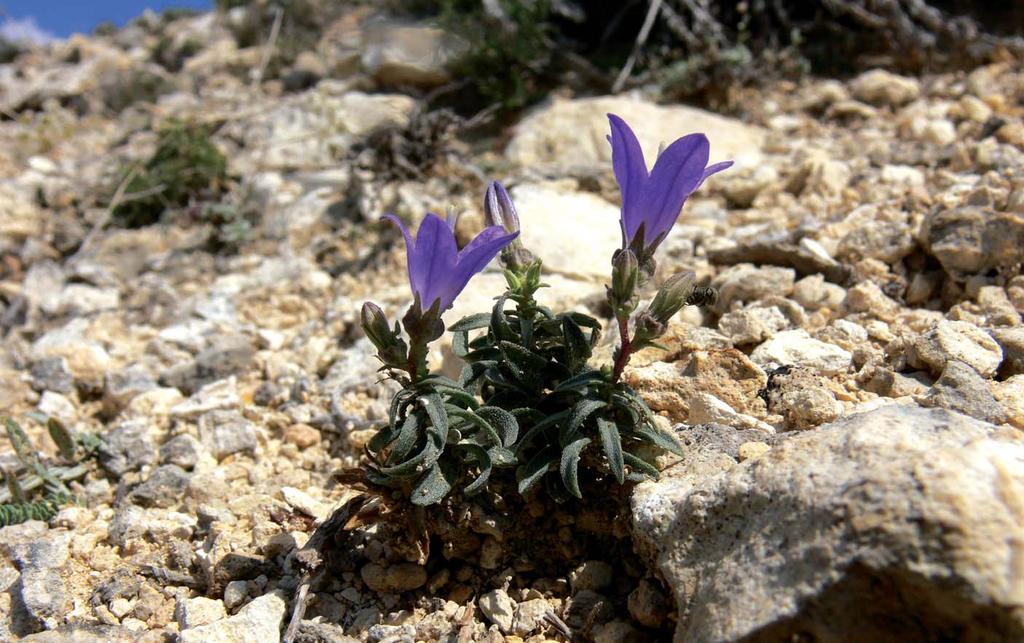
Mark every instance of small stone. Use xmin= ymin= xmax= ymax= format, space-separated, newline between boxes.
xmin=127 ymin=464 xmax=191 ymax=508
xmin=198 ymin=410 xmax=258 ymax=460
xmin=850 ymin=69 xmax=920 ymax=106
xmin=844 ymin=281 xmax=902 ymax=321
xmin=993 ymin=375 xmax=1024 ymax=430
xmin=592 ymin=620 xmax=645 ymax=643
xmin=170 ymin=378 xmax=240 ymax=419
xmin=223 ymin=580 xmax=249 ymax=610
xmin=751 ymin=330 xmax=853 ymax=376
xmin=177 ymin=596 xmax=228 ymax=629
xmin=737 ymin=442 xmax=771 ymax=461
xmin=179 ymin=591 xmax=286 ymax=643
xmin=30 ymin=357 xmax=73 ymax=394
xmin=907 ymin=320 xmax=1003 ymax=378
xmin=712 ymin=264 xmax=795 ymax=310
xmin=765 ymin=368 xmax=844 ymax=430
xmin=688 ymin=393 xmax=774 ymax=434
xmin=282 ymin=423 xmax=320 ymax=448
xmin=718 ymin=306 xmax=789 ymax=345
xmin=569 ymin=560 xmax=613 ymax=593
xmin=992 ymin=327 xmax=1024 ymax=377
xmin=37 ymin=391 xmax=76 ymax=426
xmin=862 ymin=367 xmax=931 ymax=398
xmin=3 ymin=529 xmax=71 ymax=630
xmin=99 ymin=420 xmax=158 ymax=476
xmin=479 ymin=589 xmax=515 ymax=633
xmin=921 ymin=206 xmax=1024 ymax=277
xmin=367 ymin=623 xmax=416 ymax=642
xmin=627 ymin=579 xmax=670 ymax=628
xmin=159 ymin=434 xmax=206 ymax=470
xmin=360 ymin=563 xmax=427 ymax=594
xmin=109 ymin=597 xmax=133 ymax=619
xmin=280 ymin=487 xmax=329 ymax=522
xmin=792 ymin=275 xmax=846 ymax=311
xmin=512 ymin=598 xmax=551 ymax=636
xmin=918 ymin=361 xmax=1007 ymax=424
xmin=103 ymin=365 xmax=157 ymax=415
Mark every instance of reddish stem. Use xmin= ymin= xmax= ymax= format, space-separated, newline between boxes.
xmin=611 ymin=314 xmax=632 ymax=383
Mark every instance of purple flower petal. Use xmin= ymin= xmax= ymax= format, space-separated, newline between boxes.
xmin=439 ymin=228 xmax=519 ymax=309
xmin=412 ymin=213 xmax=459 ymax=309
xmin=640 ymin=133 xmax=709 ymax=242
xmin=382 ymin=213 xmax=417 ymax=295
xmin=694 ymin=160 xmax=734 ymax=191
xmin=607 ymin=114 xmax=648 ymax=241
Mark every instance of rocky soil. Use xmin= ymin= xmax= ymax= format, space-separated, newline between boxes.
xmin=1 ymin=6 xmax=1023 ymax=643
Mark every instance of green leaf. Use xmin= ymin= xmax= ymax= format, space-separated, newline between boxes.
xmin=433 ymin=385 xmax=479 ymax=409
xmin=389 ymin=413 xmax=421 ymax=463
xmin=47 ymin=418 xmax=76 ymax=461
xmin=450 ymin=313 xmax=492 ymax=332
xmin=519 ymin=314 xmax=534 ymax=348
xmin=411 ymin=463 xmax=452 ymax=506
xmin=446 ymin=407 xmax=502 ymax=446
xmin=453 ymin=330 xmax=470 ymax=357
xmin=554 ymin=369 xmax=605 ymax=393
xmin=378 ymin=436 xmax=441 ymax=478
xmin=517 ymin=446 xmax=558 ymax=495
xmin=488 ymin=445 xmax=517 ymax=467
xmin=457 ymin=443 xmax=492 ymax=495
xmin=476 ymin=406 xmax=519 ymax=447
xmin=421 ymin=393 xmax=449 ymax=445
xmin=515 ymin=410 xmax=569 ymax=457
xmin=3 ymin=469 xmax=26 ymax=504
xmin=623 ymin=451 xmax=661 ymax=480
xmin=561 ymin=315 xmax=592 ymax=369
xmin=633 ymin=422 xmax=684 ymax=456
xmin=490 ymin=296 xmax=514 ymax=341
xmin=498 ymin=341 xmax=548 ymax=371
xmin=561 ymin=399 xmax=607 ymax=444
xmin=559 ymin=437 xmax=591 ymax=499
xmin=596 ymin=418 xmax=625 ymax=484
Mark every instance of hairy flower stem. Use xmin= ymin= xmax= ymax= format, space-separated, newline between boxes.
xmin=611 ymin=313 xmax=633 ymax=384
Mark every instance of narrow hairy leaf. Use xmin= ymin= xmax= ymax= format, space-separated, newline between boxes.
xmin=457 ymin=443 xmax=492 ymax=495
xmin=411 ymin=463 xmax=452 ymax=506
xmin=554 ymin=369 xmax=604 ymax=393
xmin=446 ymin=407 xmax=502 ymax=446
xmin=452 ymin=330 xmax=470 ymax=357
xmin=449 ymin=313 xmax=492 ymax=332
xmin=389 ymin=413 xmax=421 ymax=463
xmin=561 ymin=399 xmax=607 ymax=444
xmin=421 ymin=393 xmax=449 ymax=444
xmin=596 ymin=418 xmax=625 ymax=484
xmin=519 ymin=315 xmax=534 ymax=348
xmin=559 ymin=437 xmax=591 ymax=498
xmin=490 ymin=296 xmax=514 ymax=341
xmin=633 ymin=422 xmax=684 ymax=456
xmin=47 ymin=418 xmax=76 ymax=461
xmin=517 ymin=446 xmax=558 ymax=495
xmin=378 ymin=437 xmax=441 ymax=478
xmin=515 ymin=410 xmax=570 ymax=457
xmin=476 ymin=406 xmax=519 ymax=447
xmin=561 ymin=315 xmax=592 ymax=369
xmin=624 ymin=451 xmax=661 ymax=479
xmin=488 ymin=445 xmax=517 ymax=467
xmin=498 ymin=341 xmax=549 ymax=371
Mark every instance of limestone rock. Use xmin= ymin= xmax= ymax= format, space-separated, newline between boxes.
xmin=361 ymin=23 xmax=463 ymax=88
xmin=917 ymin=360 xmax=1007 ymax=424
xmin=478 ymin=589 xmax=515 ymax=633
xmin=751 ymin=329 xmax=853 ymax=376
xmin=907 ymin=320 xmax=1003 ymax=378
xmin=632 ymin=405 xmax=1024 ymax=642
xmin=850 ymin=69 xmax=921 ymax=106
xmin=506 ymin=96 xmax=765 ymax=174
xmin=178 ymin=591 xmax=287 ymax=643
xmin=921 ymin=206 xmax=1024 ymax=277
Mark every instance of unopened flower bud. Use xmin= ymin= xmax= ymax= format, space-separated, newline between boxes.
xmin=647 ymin=271 xmax=696 ymax=324
xmin=361 ymin=301 xmax=393 ymax=350
xmin=484 ymin=181 xmax=520 ymax=233
xmin=610 ymin=249 xmax=639 ymax=306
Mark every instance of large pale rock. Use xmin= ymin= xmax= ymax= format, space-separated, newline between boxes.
xmin=178 ymin=591 xmax=286 ymax=643
xmin=509 ymin=181 xmax=621 ymax=280
xmin=506 ymin=96 xmax=764 ymax=174
xmin=632 ymin=405 xmax=1024 ymax=643
xmin=907 ymin=320 xmax=1003 ymax=378
xmin=921 ymin=206 xmax=1024 ymax=278
xmin=229 ymin=86 xmax=416 ymax=171
xmin=361 ymin=22 xmax=464 ymax=87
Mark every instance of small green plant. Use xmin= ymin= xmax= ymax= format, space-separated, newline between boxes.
xmin=360 ymin=116 xmax=731 ymax=504
xmin=112 ymin=119 xmax=228 ymax=228
xmin=0 ymin=417 xmax=99 ymax=527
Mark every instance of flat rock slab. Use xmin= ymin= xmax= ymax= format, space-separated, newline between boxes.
xmin=632 ymin=404 xmax=1024 ymax=643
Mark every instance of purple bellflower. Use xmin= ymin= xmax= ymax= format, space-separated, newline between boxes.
xmin=383 ymin=212 xmax=519 ymax=312
xmin=607 ymin=113 xmax=732 ymax=258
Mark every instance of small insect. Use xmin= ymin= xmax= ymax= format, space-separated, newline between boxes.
xmin=686 ymin=285 xmax=719 ymax=307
